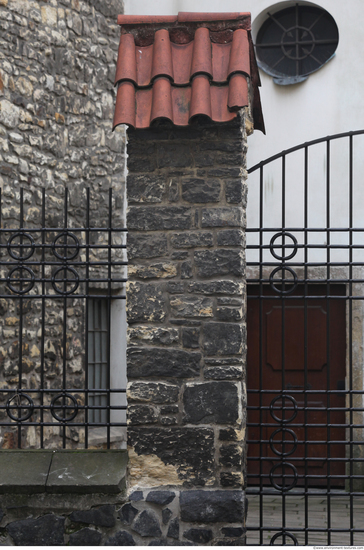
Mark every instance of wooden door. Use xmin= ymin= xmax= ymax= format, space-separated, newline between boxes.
xmin=247 ymin=284 xmax=346 ymax=488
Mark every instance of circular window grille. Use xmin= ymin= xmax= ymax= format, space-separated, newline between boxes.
xmin=255 ymin=4 xmax=339 ymax=84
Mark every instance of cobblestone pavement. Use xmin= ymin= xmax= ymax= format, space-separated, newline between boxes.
xmin=246 ymin=491 xmax=364 ymax=546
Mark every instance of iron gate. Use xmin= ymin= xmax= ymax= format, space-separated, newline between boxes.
xmin=0 ymin=188 xmax=127 ymax=449
xmin=246 ymin=130 xmax=364 ymax=545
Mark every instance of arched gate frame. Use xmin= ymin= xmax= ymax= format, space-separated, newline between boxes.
xmin=246 ymin=131 xmax=364 ymax=545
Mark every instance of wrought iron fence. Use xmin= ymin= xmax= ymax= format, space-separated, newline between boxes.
xmin=0 ymin=188 xmax=127 ymax=449
xmin=246 ymin=130 xmax=364 ymax=545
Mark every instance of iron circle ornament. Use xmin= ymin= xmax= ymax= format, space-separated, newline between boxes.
xmin=6 ymin=393 xmax=34 ymax=422
xmin=269 ymin=462 xmax=298 ymax=492
xmin=270 ymin=394 xmax=298 ymax=424
xmin=269 ymin=266 xmax=298 ymax=295
xmin=7 ymin=232 xmax=35 ymax=261
xmin=51 ymin=266 xmax=79 ymax=295
xmin=52 ymin=232 xmax=79 ymax=261
xmin=270 ymin=232 xmax=298 ymax=261
xmin=269 ymin=427 xmax=297 ymax=457
xmin=50 ymin=392 xmax=78 ymax=422
xmin=270 ymin=531 xmax=298 ymax=546
xmin=7 ymin=266 xmax=35 ymax=295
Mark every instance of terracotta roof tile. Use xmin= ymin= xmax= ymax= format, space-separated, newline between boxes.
xmin=113 ymin=12 xmax=264 ymax=132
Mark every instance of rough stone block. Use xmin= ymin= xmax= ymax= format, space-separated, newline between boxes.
xmin=167 ymin=517 xmax=179 ymax=539
xmin=170 ymin=296 xmax=213 ymax=318
xmin=201 ymin=207 xmax=242 ymax=228
xmin=180 ymin=490 xmax=244 ymax=523
xmin=146 ymin=490 xmax=175 ymax=506
xmin=127 ymin=174 xmax=165 ymax=204
xmin=7 ymin=514 xmax=65 ymax=546
xmin=219 ymin=428 xmax=238 ymax=441
xmin=128 ymin=382 xmax=180 ymax=404
xmin=157 ymin=143 xmax=193 ymax=168
xmin=70 ymin=505 xmax=116 ymax=527
xmin=204 ymin=366 xmax=243 ymax=380
xmin=127 ymin=282 xmax=166 ymax=323
xmin=203 ymin=323 xmax=243 ymax=355
xmin=181 ymin=178 xmax=220 ymax=203
xmin=183 ymin=382 xmax=239 ymax=424
xmin=171 ymin=231 xmax=213 ymax=248
xmin=182 ymin=327 xmax=200 ymax=349
xmin=128 ymin=206 xmax=192 ymax=231
xmin=187 ymin=281 xmax=243 ymax=295
xmin=219 ymin=444 xmax=242 ymax=468
xmin=118 ymin=503 xmax=139 ymax=525
xmin=127 ymin=348 xmax=201 ymax=379
xmin=220 ymin=472 xmax=243 ymax=487
xmin=167 ymin=282 xmax=185 ymax=294
xmin=128 ymin=405 xmax=158 ymax=425
xmin=69 ymin=527 xmax=102 ymax=546
xmin=184 ymin=528 xmax=213 ymax=543
xmin=128 ymin=428 xmax=214 ymax=485
xmin=181 ymin=261 xmax=193 ymax=279
xmin=127 ymin=234 xmax=168 ymax=260
xmin=221 ymin=527 xmax=244 ymax=537
xmin=105 ymin=530 xmax=136 ymax=546
xmin=128 ymin=262 xmax=177 ymax=279
xmin=132 ymin=509 xmax=162 ymax=537
xmin=217 ymin=229 xmax=244 ymax=246
xmin=216 ymin=306 xmax=243 ymax=322
xmin=128 ymin=326 xmax=179 ymax=347
xmin=194 ymin=250 xmax=243 ymax=277
xmin=225 ymin=179 xmax=243 ymax=203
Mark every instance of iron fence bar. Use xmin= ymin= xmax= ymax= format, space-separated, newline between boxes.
xmin=349 ymin=134 xmax=354 ymax=545
xmin=258 ymin=165 xmax=264 ymax=545
xmin=303 ymin=144 xmax=309 ymax=545
xmin=85 ymin=188 xmax=90 ymax=449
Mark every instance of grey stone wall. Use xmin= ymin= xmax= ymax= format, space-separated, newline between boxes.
xmin=126 ymin=114 xmax=249 ymax=545
xmin=0 ymin=0 xmax=126 ymax=449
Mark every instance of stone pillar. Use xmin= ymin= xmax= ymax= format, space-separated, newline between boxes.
xmin=124 ymin=112 xmax=249 ymax=545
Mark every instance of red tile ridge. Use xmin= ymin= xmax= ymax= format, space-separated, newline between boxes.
xmin=117 ymin=15 xmax=177 ymax=25
xmin=178 ymin=12 xmax=250 ymax=23
xmin=117 ymin=12 xmax=251 ymax=29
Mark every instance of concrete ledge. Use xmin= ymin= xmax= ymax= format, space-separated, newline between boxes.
xmin=0 ymin=450 xmax=127 ymax=494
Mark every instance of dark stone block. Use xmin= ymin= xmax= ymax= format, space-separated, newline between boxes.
xmin=200 ymin=141 xmax=240 ymax=153
xmin=128 ymin=405 xmax=158 ymax=425
xmin=128 ymin=206 xmax=192 ymax=231
xmin=203 ymin=323 xmax=243 ymax=355
xmin=168 ymin=179 xmax=179 ymax=202
xmin=213 ymin=538 xmax=245 ymax=545
xmin=128 ymin=382 xmax=179 ymax=404
xmin=130 ymin=491 xmax=143 ymax=501
xmin=170 ymin=319 xmax=201 ymax=326
xmin=69 ymin=528 xmax=102 ymax=546
xmin=7 ymin=514 xmax=65 ymax=546
xmin=119 ymin=503 xmax=139 ymax=525
xmin=217 ymin=297 xmax=243 ymax=305
xmin=217 ymin=229 xmax=244 ymax=246
xmin=222 ymin=527 xmax=244 ymax=537
xmin=161 ymin=416 xmax=178 ymax=425
xmin=70 ymin=505 xmax=115 ymax=528
xmin=158 ymin=143 xmax=193 ymax=168
xmin=182 ymin=328 xmax=200 ymax=349
xmin=167 ymin=282 xmax=185 ymax=294
xmin=219 ymin=428 xmax=238 ymax=441
xmin=204 ymin=357 xmax=242 ymax=365
xmin=127 ymin=348 xmax=201 ymax=379
xmin=194 ymin=250 xmax=243 ymax=277
xmin=220 ymin=472 xmax=242 ymax=487
xmin=180 ymin=490 xmax=244 ymax=523
xmin=127 ymin=283 xmax=165 ymax=323
xmin=187 ymin=281 xmax=243 ymax=296
xmin=204 ymin=366 xmax=243 ymax=380
xmin=162 ymin=508 xmax=173 ymax=525
xmin=146 ymin=491 xmax=175 ymax=506
xmin=0 ymin=508 xmax=3 ymax=522
xmin=132 ymin=510 xmax=162 ymax=538
xmin=170 ymin=296 xmax=213 ymax=318
xmin=127 ymin=174 xmax=165 ymax=204
xmin=128 ymin=428 xmax=214 ymax=485
xmin=167 ymin=517 xmax=179 ymax=539
xmin=128 ymin=234 xmax=167 ymax=260
xmin=181 ymin=178 xmax=220 ymax=203
xmin=128 ymin=327 xmax=179 ymax=347
xmin=128 ymin=155 xmax=156 ymax=173
xmin=181 ymin=261 xmax=193 ymax=279
xmin=160 ymin=404 xmax=179 ymax=414
xmin=216 ymin=307 xmax=243 ymax=322
xmin=171 ymin=251 xmax=189 ymax=260
xmin=171 ymin=232 xmax=213 ymax=249
xmin=183 ymin=382 xmax=239 ymax=424
xmin=225 ymin=179 xmax=243 ymax=203
xmin=105 ymin=530 xmax=136 ymax=546
xmin=219 ymin=444 xmax=242 ymax=468
xmin=201 ymin=207 xmax=241 ymax=228
xmin=184 ymin=528 xmax=213 ymax=543
xmin=198 ymin=167 xmax=241 ymax=178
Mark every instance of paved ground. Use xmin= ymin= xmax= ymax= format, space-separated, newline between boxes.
xmin=246 ymin=491 xmax=364 ymax=546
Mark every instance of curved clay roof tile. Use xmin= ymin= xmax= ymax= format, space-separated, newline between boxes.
xmin=150 ymin=77 xmax=174 ymax=125
xmin=113 ymin=81 xmax=136 ymax=128
xmin=151 ymin=29 xmax=174 ymax=82
xmin=191 ymin=27 xmax=213 ymax=79
xmin=189 ymin=74 xmax=212 ymax=121
xmin=228 ymin=73 xmax=249 ymax=111
xmin=114 ymin=34 xmax=137 ymax=85
xmin=228 ymin=29 xmax=250 ymax=77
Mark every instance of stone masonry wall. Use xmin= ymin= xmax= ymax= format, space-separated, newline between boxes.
xmin=0 ymin=0 xmax=126 ymax=449
xmin=125 ymin=113 xmax=249 ymax=545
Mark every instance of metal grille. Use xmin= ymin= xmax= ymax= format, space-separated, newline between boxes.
xmin=0 ymin=188 xmax=127 ymax=449
xmin=246 ymin=130 xmax=364 ymax=545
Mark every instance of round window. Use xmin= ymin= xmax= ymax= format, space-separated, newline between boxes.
xmin=255 ymin=3 xmax=339 ymax=84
